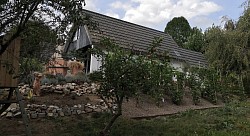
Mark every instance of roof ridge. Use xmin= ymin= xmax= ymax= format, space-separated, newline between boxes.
xmin=83 ymin=9 xmax=170 ymax=36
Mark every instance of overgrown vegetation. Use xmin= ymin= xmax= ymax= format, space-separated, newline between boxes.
xmin=88 ymin=37 xmax=177 ymax=135
xmin=87 ymin=35 xmax=247 ymax=135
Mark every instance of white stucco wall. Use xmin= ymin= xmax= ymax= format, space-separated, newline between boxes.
xmin=89 ymin=55 xmax=185 ymax=74
xmin=170 ymin=59 xmax=183 ymax=72
xmin=90 ymin=54 xmax=101 ymax=73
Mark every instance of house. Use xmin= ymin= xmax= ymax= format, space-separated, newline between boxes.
xmin=64 ymin=9 xmax=207 ymax=73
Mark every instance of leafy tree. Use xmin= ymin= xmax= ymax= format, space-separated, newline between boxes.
xmin=19 ymin=58 xmax=43 ymax=85
xmin=204 ymin=1 xmax=250 ymax=95
xmin=16 ymin=20 xmax=58 ymax=83
xmin=20 ymin=20 xmax=57 ymax=62
xmin=184 ymin=27 xmax=205 ymax=52
xmin=0 ymin=0 xmax=87 ymax=55
xmin=164 ymin=16 xmax=192 ymax=47
xmin=89 ymin=37 xmax=173 ymax=135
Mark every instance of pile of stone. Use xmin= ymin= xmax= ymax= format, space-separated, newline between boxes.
xmin=18 ymin=83 xmax=100 ymax=96
xmin=1 ymin=102 xmax=111 ymax=119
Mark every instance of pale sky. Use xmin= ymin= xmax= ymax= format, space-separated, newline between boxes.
xmin=84 ymin=0 xmax=246 ymax=31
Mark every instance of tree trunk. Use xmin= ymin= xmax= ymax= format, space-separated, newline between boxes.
xmin=100 ymin=97 xmax=123 ymax=136
xmin=99 ymin=112 xmax=122 ymax=136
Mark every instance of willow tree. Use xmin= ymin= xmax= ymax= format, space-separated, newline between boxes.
xmin=204 ymin=1 xmax=250 ymax=93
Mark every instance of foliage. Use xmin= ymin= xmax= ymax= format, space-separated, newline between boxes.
xmin=89 ymin=37 xmax=173 ymax=135
xmin=19 ymin=57 xmax=43 ymax=84
xmin=164 ymin=16 xmax=192 ymax=47
xmin=169 ymin=72 xmax=185 ymax=105
xmin=184 ymin=27 xmax=205 ymax=52
xmin=186 ymin=68 xmax=202 ymax=105
xmin=20 ymin=20 xmax=57 ymax=63
xmin=41 ymin=72 xmax=89 ymax=85
xmin=199 ymin=68 xmax=219 ymax=104
xmin=0 ymin=0 xmax=88 ymax=55
xmin=204 ymin=5 xmax=250 ymax=78
xmin=51 ymin=101 xmax=250 ymax=136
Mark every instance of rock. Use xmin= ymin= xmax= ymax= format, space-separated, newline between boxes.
xmin=52 ymin=109 xmax=57 ymax=113
xmin=72 ymin=106 xmax=78 ymax=110
xmin=14 ymin=112 xmax=22 ymax=118
xmin=63 ymin=88 xmax=70 ymax=94
xmin=31 ymin=113 xmax=38 ymax=119
xmin=86 ymin=103 xmax=91 ymax=106
xmin=95 ymin=99 xmax=104 ymax=105
xmin=88 ymin=105 xmax=97 ymax=109
xmin=36 ymin=108 xmax=42 ymax=113
xmin=72 ymin=110 xmax=76 ymax=115
xmin=54 ymin=113 xmax=59 ymax=118
xmin=59 ymin=111 xmax=64 ymax=117
xmin=77 ymin=104 xmax=82 ymax=109
xmin=85 ymin=107 xmax=93 ymax=113
xmin=56 ymin=85 xmax=62 ymax=90
xmin=18 ymin=121 xmax=23 ymax=124
xmin=27 ymin=104 xmax=31 ymax=108
xmin=33 ymin=104 xmax=39 ymax=108
xmin=95 ymin=107 xmax=103 ymax=112
xmin=83 ymin=83 xmax=89 ymax=87
xmin=54 ymin=90 xmax=63 ymax=94
xmin=64 ymin=110 xmax=71 ymax=116
xmin=69 ymin=85 xmax=74 ymax=90
xmin=38 ymin=113 xmax=46 ymax=118
xmin=63 ymin=108 xmax=71 ymax=116
xmin=41 ymin=104 xmax=47 ymax=110
xmin=6 ymin=112 xmax=13 ymax=118
xmin=47 ymin=113 xmax=53 ymax=117
xmin=1 ymin=112 xmax=7 ymax=117
xmin=76 ymin=110 xmax=82 ymax=115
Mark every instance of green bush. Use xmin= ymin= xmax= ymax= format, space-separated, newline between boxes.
xmin=19 ymin=57 xmax=43 ymax=84
xmin=41 ymin=77 xmax=58 ymax=85
xmin=169 ymin=72 xmax=185 ymax=105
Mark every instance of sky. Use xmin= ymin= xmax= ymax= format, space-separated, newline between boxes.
xmin=83 ymin=0 xmax=246 ymax=31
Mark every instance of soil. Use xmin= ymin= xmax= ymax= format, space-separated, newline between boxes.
xmin=0 ymin=89 xmax=224 ymax=136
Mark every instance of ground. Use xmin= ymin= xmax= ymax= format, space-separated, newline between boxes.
xmin=0 ymin=89 xmax=223 ymax=136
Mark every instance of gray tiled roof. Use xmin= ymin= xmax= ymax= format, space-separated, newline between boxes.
xmin=70 ymin=9 xmax=208 ymax=67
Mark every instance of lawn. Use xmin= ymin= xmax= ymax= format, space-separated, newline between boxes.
xmin=52 ymin=100 xmax=250 ymax=136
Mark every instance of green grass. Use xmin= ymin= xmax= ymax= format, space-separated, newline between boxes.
xmin=53 ymin=100 xmax=250 ymax=136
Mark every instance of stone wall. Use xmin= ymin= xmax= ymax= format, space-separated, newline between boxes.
xmin=1 ymin=83 xmax=118 ymax=119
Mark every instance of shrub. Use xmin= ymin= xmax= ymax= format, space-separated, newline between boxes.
xmin=55 ymin=74 xmax=66 ymax=84
xmin=169 ymin=72 xmax=185 ymax=105
xmin=41 ymin=77 xmax=58 ymax=85
xmin=187 ymin=68 xmax=202 ymax=105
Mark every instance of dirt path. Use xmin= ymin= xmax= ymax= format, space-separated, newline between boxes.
xmin=122 ymin=91 xmax=224 ymax=118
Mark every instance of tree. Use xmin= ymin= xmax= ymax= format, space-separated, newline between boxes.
xmin=184 ymin=27 xmax=205 ymax=52
xmin=204 ymin=1 xmax=250 ymax=94
xmin=0 ymin=0 xmax=87 ymax=55
xmin=89 ymin=37 xmax=173 ymax=135
xmin=20 ymin=20 xmax=57 ymax=62
xmin=18 ymin=20 xmax=58 ymax=83
xmin=164 ymin=16 xmax=192 ymax=47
